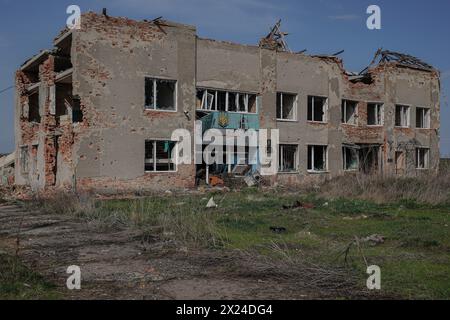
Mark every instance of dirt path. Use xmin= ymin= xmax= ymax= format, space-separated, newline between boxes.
xmin=0 ymin=203 xmax=358 ymax=300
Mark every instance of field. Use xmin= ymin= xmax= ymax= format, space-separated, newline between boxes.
xmin=0 ymin=168 xmax=449 ymax=300
xmin=82 ymin=191 xmax=450 ymax=299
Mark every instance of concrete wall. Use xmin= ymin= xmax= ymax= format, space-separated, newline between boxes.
xmin=14 ymin=13 xmax=441 ymax=191
xmin=71 ymin=13 xmax=197 ymax=192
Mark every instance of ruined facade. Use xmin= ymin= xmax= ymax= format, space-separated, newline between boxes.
xmin=14 ymin=12 xmax=440 ymax=192
xmin=0 ymin=152 xmax=15 ymax=186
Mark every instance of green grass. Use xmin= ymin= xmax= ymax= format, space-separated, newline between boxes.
xmin=82 ymin=189 xmax=450 ymax=299
xmin=0 ymin=254 xmax=61 ymax=300
xmin=26 ymin=187 xmax=450 ymax=299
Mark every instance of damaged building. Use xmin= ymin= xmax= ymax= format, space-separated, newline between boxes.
xmin=14 ymin=12 xmax=440 ymax=192
xmin=0 ymin=152 xmax=15 ymax=186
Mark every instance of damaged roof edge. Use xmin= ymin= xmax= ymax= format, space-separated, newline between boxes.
xmin=20 ymin=50 xmax=50 ymax=71
xmin=197 ymin=37 xmax=260 ymax=50
xmin=360 ymin=49 xmax=438 ymax=75
xmin=0 ymin=152 xmax=15 ymax=168
xmin=54 ymin=29 xmax=73 ymax=47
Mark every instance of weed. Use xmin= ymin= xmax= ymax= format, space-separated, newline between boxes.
xmin=0 ymin=254 xmax=60 ymax=300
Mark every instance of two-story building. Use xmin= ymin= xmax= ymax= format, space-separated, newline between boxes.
xmin=14 ymin=12 xmax=440 ymax=192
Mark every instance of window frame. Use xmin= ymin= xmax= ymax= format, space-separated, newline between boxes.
xmin=276 ymin=92 xmax=298 ymax=122
xmin=395 ymin=104 xmax=411 ymax=128
xmin=341 ymin=99 xmax=358 ymax=125
xmin=342 ymin=146 xmax=359 ymax=171
xmin=144 ymin=77 xmax=178 ymax=112
xmin=367 ymin=102 xmax=384 ymax=126
xmin=27 ymin=91 xmax=41 ymax=123
xmin=415 ymin=147 xmax=430 ymax=170
xmin=278 ymin=144 xmax=299 ymax=173
xmin=307 ymin=96 xmax=328 ymax=123
xmin=196 ymin=88 xmax=259 ymax=114
xmin=144 ymin=139 xmax=178 ymax=173
xmin=307 ymin=144 xmax=328 ymax=173
xmin=416 ymin=107 xmax=431 ymax=129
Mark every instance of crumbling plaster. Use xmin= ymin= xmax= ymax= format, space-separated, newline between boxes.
xmin=14 ymin=12 xmax=440 ymax=192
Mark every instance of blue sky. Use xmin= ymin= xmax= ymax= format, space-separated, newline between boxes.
xmin=1 ymin=0 xmax=449 ymax=155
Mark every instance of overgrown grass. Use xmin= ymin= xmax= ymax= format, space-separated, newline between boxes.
xmin=0 ymin=253 xmax=61 ymax=300
xmin=23 ymin=171 xmax=450 ymax=299
xmin=316 ymin=172 xmax=450 ymax=205
xmin=29 ymin=192 xmax=226 ymax=248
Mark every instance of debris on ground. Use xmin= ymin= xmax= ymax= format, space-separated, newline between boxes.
xmin=360 ymin=234 xmax=385 ymax=245
xmin=206 ymin=197 xmax=218 ymax=208
xmin=282 ymin=201 xmax=315 ymax=210
xmin=244 ymin=175 xmax=256 ymax=187
xmin=270 ymin=226 xmax=287 ymax=234
xmin=209 ymin=176 xmax=224 ymax=187
xmin=244 ymin=172 xmax=262 ymax=187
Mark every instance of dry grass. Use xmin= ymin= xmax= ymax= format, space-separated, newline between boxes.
xmin=317 ymin=171 xmax=450 ymax=205
xmin=233 ymin=241 xmax=369 ymax=297
xmin=26 ymin=192 xmax=225 ymax=248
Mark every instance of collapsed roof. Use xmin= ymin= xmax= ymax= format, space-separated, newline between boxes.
xmin=361 ymin=48 xmax=436 ymax=74
xmin=258 ymin=20 xmax=436 ymax=75
xmin=259 ymin=20 xmax=291 ymax=52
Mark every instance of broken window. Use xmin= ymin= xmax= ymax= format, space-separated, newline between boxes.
xmin=278 ymin=144 xmax=298 ymax=172
xmin=416 ymin=148 xmax=429 ymax=169
xmin=227 ymin=92 xmax=237 ymax=112
xmin=277 ymin=93 xmax=297 ymax=121
xmin=197 ymin=89 xmax=216 ymax=111
xmin=145 ymin=78 xmax=177 ymax=111
xmin=217 ymin=91 xmax=227 ymax=111
xmin=248 ymin=95 xmax=257 ymax=113
xmin=196 ymin=89 xmax=258 ymax=113
xmin=72 ymin=97 xmax=83 ymax=123
xmin=238 ymin=94 xmax=247 ymax=112
xmin=341 ymin=100 xmax=358 ymax=125
xmin=416 ymin=107 xmax=430 ymax=129
xmin=342 ymin=146 xmax=359 ymax=171
xmin=307 ymin=96 xmax=327 ymax=122
xmin=395 ymin=105 xmax=410 ymax=127
xmin=20 ymin=146 xmax=29 ymax=174
xmin=28 ymin=92 xmax=40 ymax=123
xmin=205 ymin=91 xmax=215 ymax=111
xmin=359 ymin=145 xmax=380 ymax=174
xmin=145 ymin=140 xmax=177 ymax=172
xmin=55 ymin=83 xmax=72 ymax=118
xmin=367 ymin=103 xmax=383 ymax=126
xmin=307 ymin=145 xmax=327 ymax=172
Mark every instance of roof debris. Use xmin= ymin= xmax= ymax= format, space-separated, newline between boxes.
xmin=259 ymin=20 xmax=291 ymax=52
xmin=360 ymin=48 xmax=435 ymax=74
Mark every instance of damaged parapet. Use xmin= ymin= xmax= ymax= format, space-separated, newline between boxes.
xmin=259 ymin=20 xmax=291 ymax=52
xmin=367 ymin=49 xmax=435 ymax=72
xmin=345 ymin=49 xmax=437 ymax=85
xmin=355 ymin=49 xmax=437 ymax=79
